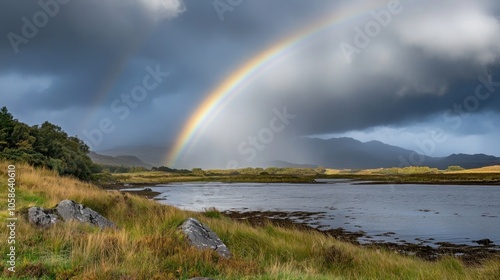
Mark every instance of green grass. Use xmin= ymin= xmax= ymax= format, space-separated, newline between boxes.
xmin=319 ymin=172 xmax=500 ymax=185
xmin=0 ymin=162 xmax=499 ymax=279
xmin=109 ymin=166 xmax=500 ymax=186
xmin=112 ymin=171 xmax=316 ymax=184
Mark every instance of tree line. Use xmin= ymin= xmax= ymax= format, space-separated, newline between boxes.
xmin=0 ymin=107 xmax=96 ymax=180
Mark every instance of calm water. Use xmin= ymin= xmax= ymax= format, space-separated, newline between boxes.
xmin=144 ymin=181 xmax=500 ymax=247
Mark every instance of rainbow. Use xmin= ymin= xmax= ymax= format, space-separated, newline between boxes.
xmin=165 ymin=0 xmax=390 ymax=167
xmin=79 ymin=26 xmax=156 ymax=135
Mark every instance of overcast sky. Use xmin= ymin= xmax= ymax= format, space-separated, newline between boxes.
xmin=1 ymin=0 xmax=500 ymax=167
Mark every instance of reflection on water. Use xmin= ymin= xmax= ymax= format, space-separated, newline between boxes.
xmin=150 ymin=181 xmax=500 ymax=247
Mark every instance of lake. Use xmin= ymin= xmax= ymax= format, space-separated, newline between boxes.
xmin=143 ymin=181 xmax=500 ymax=247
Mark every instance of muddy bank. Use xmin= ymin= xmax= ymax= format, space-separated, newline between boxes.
xmin=222 ymin=210 xmax=500 ymax=264
xmin=100 ymin=183 xmax=161 ymax=199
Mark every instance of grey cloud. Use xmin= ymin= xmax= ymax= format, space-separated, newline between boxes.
xmin=0 ymin=0 xmax=184 ymax=110
xmin=1 ymin=0 xmax=500 ymax=159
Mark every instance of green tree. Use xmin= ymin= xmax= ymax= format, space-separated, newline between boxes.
xmin=0 ymin=107 xmax=15 ymax=149
xmin=315 ymin=166 xmax=327 ymax=174
xmin=265 ymin=167 xmax=279 ymax=174
xmin=192 ymin=168 xmax=205 ymax=176
xmin=446 ymin=165 xmax=465 ymax=171
xmin=0 ymin=107 xmax=95 ymax=180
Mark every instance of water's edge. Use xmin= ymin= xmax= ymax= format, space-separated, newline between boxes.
xmin=120 ymin=181 xmax=500 ymax=261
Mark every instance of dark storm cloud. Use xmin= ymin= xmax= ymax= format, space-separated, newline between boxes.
xmin=0 ymin=0 xmax=184 ymax=111
xmin=289 ymin=65 xmax=500 ymax=136
xmin=226 ymin=0 xmax=500 ymax=137
xmin=0 ymin=0 xmax=344 ymax=150
xmin=0 ymin=0 xmax=334 ymax=112
xmin=1 ymin=0 xmax=500 ymax=154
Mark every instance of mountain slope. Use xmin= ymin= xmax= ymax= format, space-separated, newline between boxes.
xmin=90 ymin=138 xmax=500 ymax=170
xmin=264 ymin=160 xmax=318 ymax=168
xmin=431 ymin=154 xmax=500 ymax=169
xmin=89 ymin=151 xmax=153 ymax=168
xmin=94 ymin=145 xmax=169 ymax=167
xmin=295 ymin=138 xmax=500 ymax=170
xmin=299 ymin=137 xmax=429 ymax=169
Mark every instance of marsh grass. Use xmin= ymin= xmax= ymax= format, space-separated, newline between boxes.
xmin=0 ymin=162 xmax=498 ymax=279
xmin=112 ymin=171 xmax=315 ymax=184
xmin=321 ymin=172 xmax=500 ymax=185
xmin=447 ymin=165 xmax=500 ymax=173
xmin=112 ymin=166 xmax=500 ymax=186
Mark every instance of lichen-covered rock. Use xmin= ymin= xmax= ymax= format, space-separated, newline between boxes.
xmin=181 ymin=217 xmax=231 ymax=259
xmin=56 ymin=200 xmax=116 ymax=229
xmin=27 ymin=207 xmax=59 ymax=227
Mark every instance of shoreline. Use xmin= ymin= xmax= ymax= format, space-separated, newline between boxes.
xmin=106 ymin=183 xmax=500 ymax=264
xmin=222 ymin=210 xmax=500 ymax=264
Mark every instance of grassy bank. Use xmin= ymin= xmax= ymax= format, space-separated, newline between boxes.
xmin=106 ymin=166 xmax=500 ymax=186
xmin=320 ymin=172 xmax=500 ymax=185
xmin=1 ymin=162 xmax=499 ymax=279
xmin=319 ymin=166 xmax=500 ymax=185
xmin=110 ymin=171 xmax=316 ymax=184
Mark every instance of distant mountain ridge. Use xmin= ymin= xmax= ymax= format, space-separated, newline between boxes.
xmin=429 ymin=153 xmax=500 ymax=169
xmin=265 ymin=160 xmax=318 ymax=169
xmin=297 ymin=137 xmax=500 ymax=169
xmin=296 ymin=138 xmax=500 ymax=169
xmin=90 ymin=138 xmax=500 ymax=170
xmin=299 ymin=137 xmax=421 ymax=169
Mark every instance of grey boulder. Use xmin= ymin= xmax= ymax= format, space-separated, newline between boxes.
xmin=27 ymin=207 xmax=59 ymax=227
xmin=181 ymin=218 xmax=232 ymax=259
xmin=27 ymin=200 xmax=116 ymax=229
xmin=56 ymin=199 xmax=116 ymax=229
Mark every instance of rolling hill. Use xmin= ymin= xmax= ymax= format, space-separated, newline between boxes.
xmin=89 ymin=151 xmax=153 ymax=168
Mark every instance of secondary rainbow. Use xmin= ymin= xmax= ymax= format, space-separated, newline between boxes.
xmin=165 ymin=0 xmax=390 ymax=167
xmin=79 ymin=26 xmax=157 ymax=137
